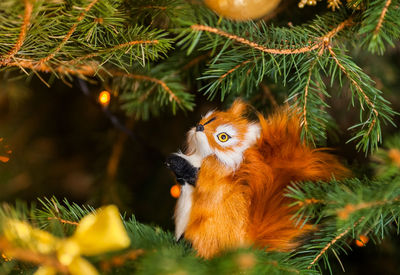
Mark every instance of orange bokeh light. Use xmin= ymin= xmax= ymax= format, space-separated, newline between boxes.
xmin=170 ymin=184 xmax=181 ymax=198
xmin=0 ymin=156 xmax=10 ymax=163
xmin=1 ymin=253 xmax=10 ymax=261
xmin=98 ymin=90 xmax=111 ymax=106
xmin=355 ymin=235 xmax=369 ymax=247
xmin=0 ymin=138 xmax=11 ymax=163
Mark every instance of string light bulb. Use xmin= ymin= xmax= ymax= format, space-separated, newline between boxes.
xmin=98 ymin=90 xmax=111 ymax=107
xmin=170 ymin=184 xmax=181 ymax=198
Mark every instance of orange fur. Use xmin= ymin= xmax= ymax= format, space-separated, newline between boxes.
xmin=183 ymin=101 xmax=349 ymax=258
xmin=185 ymin=156 xmax=251 ymax=258
xmin=198 ymin=108 xmax=250 ymax=154
xmin=243 ymin=111 xmax=349 ymax=251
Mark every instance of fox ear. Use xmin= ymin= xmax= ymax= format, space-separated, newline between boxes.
xmin=228 ymin=99 xmax=247 ymax=117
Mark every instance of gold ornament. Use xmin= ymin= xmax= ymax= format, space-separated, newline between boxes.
xmin=2 ymin=205 xmax=131 ymax=275
xmin=298 ymin=0 xmax=318 ymax=8
xmin=298 ymin=0 xmax=349 ymax=11
xmin=204 ymin=0 xmax=282 ymax=21
xmin=327 ymin=0 xmax=342 ymax=10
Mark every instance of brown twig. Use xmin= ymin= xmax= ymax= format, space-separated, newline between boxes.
xmin=47 ymin=217 xmax=79 ymax=226
xmin=69 ymin=40 xmax=160 ymax=64
xmin=307 ymin=216 xmax=365 ymax=269
xmin=337 ymin=197 xmax=400 ymax=220
xmin=324 ymin=17 xmax=354 ymax=41
xmin=374 ymin=0 xmax=392 ymax=35
xmin=297 ymin=198 xmax=324 ymax=207
xmin=327 ymin=46 xmax=379 ymax=138
xmin=182 ymin=52 xmax=211 ymax=70
xmin=141 ymin=6 xmax=167 ymax=10
xmin=100 ymin=249 xmax=145 ymax=272
xmin=301 ymin=59 xmax=316 ymax=132
xmin=218 ymin=60 xmax=250 ymax=81
xmin=4 ymin=60 xmax=179 ymax=104
xmin=0 ymin=238 xmax=69 ymax=273
xmin=190 ymin=17 xmax=354 ymax=56
xmin=0 ymin=0 xmax=33 ymax=66
xmin=38 ymin=0 xmax=99 ymax=65
xmin=6 ymin=59 xmax=98 ymax=76
xmin=112 ymin=71 xmax=181 ymax=105
xmin=267 ymin=260 xmax=300 ymax=274
xmin=1 ymin=17 xmax=354 ymax=112
xmin=260 ymin=83 xmax=278 ymax=108
xmin=102 ymin=119 xmax=134 ymax=205
xmin=192 ymin=17 xmax=354 ymax=107
xmin=191 ymin=25 xmax=320 ymax=55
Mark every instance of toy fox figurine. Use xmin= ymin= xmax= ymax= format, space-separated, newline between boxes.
xmin=166 ymin=99 xmax=349 ymax=258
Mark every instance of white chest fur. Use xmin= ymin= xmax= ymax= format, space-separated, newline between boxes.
xmin=172 ymin=152 xmax=203 ymax=240
xmin=174 ymin=183 xmax=194 ymax=240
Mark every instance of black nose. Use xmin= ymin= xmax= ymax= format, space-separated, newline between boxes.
xmin=196 ymin=124 xmax=204 ymax=132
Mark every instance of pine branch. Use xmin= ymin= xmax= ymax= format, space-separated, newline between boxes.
xmin=327 ymin=46 xmax=394 ymax=152
xmin=178 ymin=8 xmax=396 ymax=152
xmin=218 ymin=59 xmax=251 ymax=82
xmin=372 ymin=133 xmax=400 ymax=177
xmin=129 ymin=0 xmax=194 ymax=28
xmin=302 ymin=58 xmax=316 ymax=136
xmin=289 ymin=55 xmax=331 ymax=146
xmin=374 ymin=0 xmax=392 ymax=35
xmin=288 ymin=134 xmax=400 ymax=269
xmin=0 ymin=238 xmax=69 ymax=273
xmin=306 ymin=217 xmax=365 ymax=269
xmin=38 ymin=0 xmax=100 ymax=65
xmin=359 ymin=0 xmax=400 ymax=54
xmin=115 ymin=72 xmax=182 ymax=105
xmin=0 ymin=0 xmax=33 ymax=66
xmin=35 ymin=197 xmax=95 ymax=232
xmin=260 ymin=83 xmax=279 ymax=108
xmin=189 ymin=24 xmax=321 ymax=55
xmin=2 ymin=57 xmax=193 ymax=119
xmin=2 ymin=188 xmax=397 ymax=275
xmin=0 ymin=0 xmax=194 ymax=118
xmin=0 ymin=197 xmax=319 ymax=274
xmin=116 ymin=63 xmax=195 ymax=119
xmin=181 ymin=13 xmax=354 ymax=56
xmin=337 ymin=197 xmax=400 ymax=219
xmin=47 ymin=217 xmax=79 ymax=226
xmin=287 ymin=169 xmax=400 ymax=271
xmin=179 ymin=12 xmax=362 ymax=144
xmin=69 ymin=39 xmax=161 ymax=65
xmin=100 ymin=249 xmax=145 ymax=272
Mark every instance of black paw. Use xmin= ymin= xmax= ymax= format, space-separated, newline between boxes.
xmin=166 ymin=154 xmax=198 ymax=185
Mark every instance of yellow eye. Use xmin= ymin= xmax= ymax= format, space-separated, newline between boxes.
xmin=217 ymin=132 xmax=230 ymax=142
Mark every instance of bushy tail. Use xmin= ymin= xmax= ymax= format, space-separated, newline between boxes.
xmin=238 ymin=109 xmax=349 ymax=251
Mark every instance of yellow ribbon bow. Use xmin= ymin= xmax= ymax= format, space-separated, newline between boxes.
xmin=3 ymin=205 xmax=131 ymax=275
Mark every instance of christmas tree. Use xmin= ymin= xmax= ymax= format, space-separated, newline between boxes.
xmin=1 ymin=0 xmax=400 ymax=274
